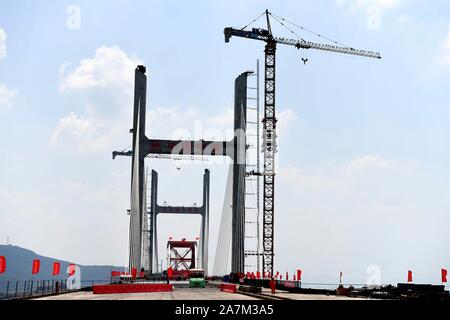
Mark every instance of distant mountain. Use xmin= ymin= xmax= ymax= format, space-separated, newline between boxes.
xmin=0 ymin=245 xmax=125 ymax=285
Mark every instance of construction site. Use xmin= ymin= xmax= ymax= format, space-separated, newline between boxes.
xmin=1 ymin=4 xmax=450 ymax=305
xmin=59 ymin=10 xmax=446 ymax=301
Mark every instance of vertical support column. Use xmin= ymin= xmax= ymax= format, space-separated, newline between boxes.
xmin=129 ymin=65 xmax=147 ymax=272
xmin=263 ymin=42 xmax=277 ymax=277
xmin=201 ymin=169 xmax=210 ymax=275
xmin=231 ymin=72 xmax=249 ymax=275
xmin=150 ymin=170 xmax=158 ymax=273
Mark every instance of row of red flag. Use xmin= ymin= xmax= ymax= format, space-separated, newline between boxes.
xmin=246 ymin=270 xmax=304 ymax=281
xmin=0 ymin=256 xmax=447 ymax=283
xmin=0 ymin=256 xmax=76 ymax=276
xmin=111 ymin=268 xmax=144 ymax=279
xmin=244 ymin=268 xmax=448 ymax=283
xmin=407 ymin=269 xmax=448 ymax=283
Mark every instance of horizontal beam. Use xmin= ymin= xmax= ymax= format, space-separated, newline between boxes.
xmin=156 ymin=205 xmax=204 ymax=215
xmin=142 ymin=138 xmax=233 ymax=158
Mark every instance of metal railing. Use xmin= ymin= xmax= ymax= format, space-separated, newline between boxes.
xmin=0 ymin=280 xmax=111 ymax=300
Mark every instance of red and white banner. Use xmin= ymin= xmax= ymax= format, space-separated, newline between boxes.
xmin=52 ymin=262 xmax=60 ymax=276
xmin=0 ymin=256 xmax=6 ymax=274
xmin=32 ymin=259 xmax=40 ymax=275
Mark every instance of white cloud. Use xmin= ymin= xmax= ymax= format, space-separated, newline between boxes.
xmin=52 ymin=46 xmax=141 ymax=152
xmin=59 ymin=46 xmax=141 ymax=94
xmin=345 ymin=154 xmax=418 ymax=172
xmin=279 ymin=154 xmax=419 ymax=201
xmin=438 ymin=27 xmax=450 ymax=68
xmin=337 ymin=0 xmax=401 ymax=11
xmin=276 ymin=155 xmax=449 ymax=284
xmin=0 ymin=84 xmax=17 ymax=111
xmin=0 ymin=181 xmax=130 ymax=265
xmin=277 ymin=108 xmax=297 ymax=136
xmin=0 ymin=28 xmax=6 ymax=60
xmin=0 ymin=30 xmax=17 ymax=112
xmin=336 ymin=0 xmax=403 ymax=30
xmin=50 ymin=112 xmax=108 ymax=152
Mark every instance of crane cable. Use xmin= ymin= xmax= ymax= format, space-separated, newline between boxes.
xmin=269 ymin=11 xmax=350 ymax=48
xmin=239 ymin=10 xmax=267 ymax=31
xmin=268 ymin=12 xmax=306 ymax=43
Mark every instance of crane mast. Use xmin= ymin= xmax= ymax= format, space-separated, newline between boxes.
xmin=225 ymin=10 xmax=380 ymax=277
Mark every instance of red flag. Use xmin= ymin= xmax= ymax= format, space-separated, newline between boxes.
xmin=111 ymin=271 xmax=123 ymax=277
xmin=286 ymin=272 xmax=289 ymax=281
xmin=32 ymin=259 xmax=40 ymax=275
xmin=131 ymin=267 xmax=137 ymax=279
xmin=256 ymin=271 xmax=261 ymax=279
xmin=407 ymin=270 xmax=413 ymax=283
xmin=297 ymin=269 xmax=302 ymax=281
xmin=168 ymin=267 xmax=173 ymax=278
xmin=0 ymin=256 xmax=6 ymax=274
xmin=442 ymin=269 xmax=448 ymax=283
xmin=52 ymin=262 xmax=60 ymax=276
xmin=68 ymin=264 xmax=76 ymax=276
xmin=293 ymin=275 xmax=296 ymax=281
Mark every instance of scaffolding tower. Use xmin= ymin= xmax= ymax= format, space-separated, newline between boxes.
xmin=244 ymin=60 xmax=262 ymax=274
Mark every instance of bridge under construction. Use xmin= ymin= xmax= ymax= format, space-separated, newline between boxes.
xmin=112 ymin=10 xmax=381 ymax=281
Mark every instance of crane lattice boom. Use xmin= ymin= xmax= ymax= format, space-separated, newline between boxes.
xmin=225 ymin=28 xmax=381 ymax=59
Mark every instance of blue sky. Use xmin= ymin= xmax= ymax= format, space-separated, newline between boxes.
xmin=1 ymin=0 xmax=450 ymax=286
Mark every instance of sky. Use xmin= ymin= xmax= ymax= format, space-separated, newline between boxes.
xmin=0 ymin=0 xmax=450 ymax=286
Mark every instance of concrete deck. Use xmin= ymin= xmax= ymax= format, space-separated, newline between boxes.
xmin=35 ymin=286 xmax=370 ymax=300
xmin=260 ymin=288 xmax=369 ymax=300
xmin=35 ymin=287 xmax=258 ymax=300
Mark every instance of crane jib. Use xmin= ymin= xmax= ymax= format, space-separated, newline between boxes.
xmin=224 ymin=27 xmax=381 ymax=60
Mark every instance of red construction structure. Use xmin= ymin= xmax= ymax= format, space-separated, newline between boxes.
xmin=167 ymin=239 xmax=197 ymax=280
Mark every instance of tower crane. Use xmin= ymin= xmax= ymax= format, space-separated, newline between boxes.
xmin=224 ymin=10 xmax=381 ymax=277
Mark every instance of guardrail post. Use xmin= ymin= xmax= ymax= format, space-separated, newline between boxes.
xmin=6 ymin=281 xmax=9 ymax=298
xmin=23 ymin=281 xmax=27 ymax=298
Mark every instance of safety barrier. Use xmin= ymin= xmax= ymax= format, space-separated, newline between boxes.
xmin=219 ymin=283 xmax=237 ymax=293
xmin=93 ymin=283 xmax=172 ymax=294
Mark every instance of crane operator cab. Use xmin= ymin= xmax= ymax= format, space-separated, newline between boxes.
xmin=188 ymin=269 xmax=206 ymax=288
